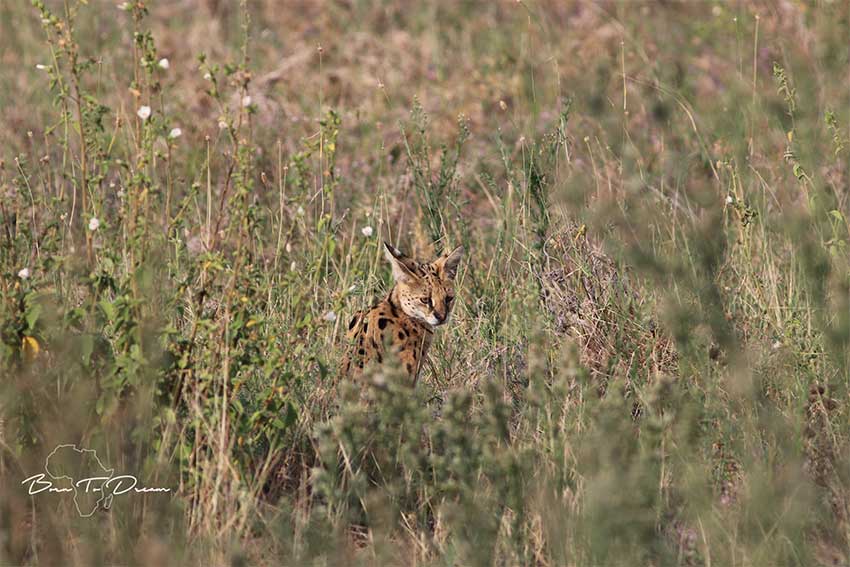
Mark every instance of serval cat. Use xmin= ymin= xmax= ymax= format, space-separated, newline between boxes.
xmin=341 ymin=241 xmax=464 ymax=383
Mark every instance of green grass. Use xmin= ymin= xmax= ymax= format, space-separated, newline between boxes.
xmin=1 ymin=0 xmax=849 ymax=565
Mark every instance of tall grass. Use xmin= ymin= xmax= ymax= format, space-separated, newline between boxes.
xmin=1 ymin=1 xmax=849 ymax=565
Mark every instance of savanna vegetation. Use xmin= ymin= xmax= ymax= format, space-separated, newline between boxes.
xmin=1 ymin=1 xmax=849 ymax=565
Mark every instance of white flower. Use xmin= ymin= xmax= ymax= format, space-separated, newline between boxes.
xmin=348 ymin=284 xmax=357 ymax=293
xmin=168 ymin=127 xmax=182 ymax=139
xmin=35 ymin=64 xmax=48 ymax=70
xmin=157 ymin=58 xmax=170 ymax=70
xmin=323 ymin=310 xmax=337 ymax=322
xmin=17 ymin=268 xmax=30 ymax=280
xmin=290 ymin=261 xmax=297 ymax=271
xmin=241 ymin=95 xmax=252 ymax=108
xmin=203 ymin=72 xmax=212 ymax=80
xmin=218 ymin=120 xmax=228 ymax=130
xmin=137 ymin=106 xmax=151 ymax=120
xmin=88 ymin=217 xmax=100 ymax=231
xmin=772 ymin=340 xmax=782 ymax=350
xmin=725 ymin=195 xmax=734 ymax=205
xmin=296 ymin=206 xmax=305 ymax=216
xmin=117 ymin=2 xmax=130 ymax=10
xmin=361 ymin=226 xmax=373 ymax=237
xmin=285 ymin=242 xmax=292 ymax=253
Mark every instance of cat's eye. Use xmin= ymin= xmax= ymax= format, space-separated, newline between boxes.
xmin=420 ymin=297 xmax=432 ymax=307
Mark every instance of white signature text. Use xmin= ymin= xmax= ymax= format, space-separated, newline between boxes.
xmin=22 ymin=473 xmax=171 ymax=496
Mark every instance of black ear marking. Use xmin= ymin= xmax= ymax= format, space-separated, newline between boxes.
xmin=383 ymin=240 xmax=402 ymax=259
xmin=383 ymin=241 xmax=418 ymax=283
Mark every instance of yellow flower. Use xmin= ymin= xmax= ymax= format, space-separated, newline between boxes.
xmin=22 ymin=336 xmax=40 ymax=361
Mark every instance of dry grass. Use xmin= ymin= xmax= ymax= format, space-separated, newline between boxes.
xmin=2 ymin=0 xmax=850 ymax=565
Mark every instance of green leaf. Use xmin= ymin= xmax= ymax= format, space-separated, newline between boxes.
xmin=284 ymin=402 xmax=297 ymax=427
xmin=99 ymin=298 xmax=116 ymax=322
xmin=25 ymin=302 xmax=42 ymax=331
xmin=80 ymin=334 xmax=94 ymax=366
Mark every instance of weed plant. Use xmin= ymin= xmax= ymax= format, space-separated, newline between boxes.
xmin=1 ymin=1 xmax=849 ymax=565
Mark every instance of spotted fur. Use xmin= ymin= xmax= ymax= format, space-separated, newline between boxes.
xmin=341 ymin=241 xmax=464 ymax=383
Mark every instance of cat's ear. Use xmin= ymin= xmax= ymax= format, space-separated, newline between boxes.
xmin=435 ymin=245 xmax=464 ymax=280
xmin=384 ymin=241 xmax=418 ymax=283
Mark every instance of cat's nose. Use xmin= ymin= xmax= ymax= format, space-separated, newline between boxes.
xmin=434 ymin=311 xmax=446 ymax=323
